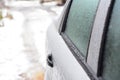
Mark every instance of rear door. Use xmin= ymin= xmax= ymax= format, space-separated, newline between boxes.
xmin=60 ymin=0 xmax=100 ymax=79
xmin=47 ymin=0 xmax=111 ymax=80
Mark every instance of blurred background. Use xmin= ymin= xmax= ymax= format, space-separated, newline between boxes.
xmin=0 ymin=0 xmax=65 ymax=80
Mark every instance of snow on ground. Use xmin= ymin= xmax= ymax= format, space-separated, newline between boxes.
xmin=0 ymin=1 xmax=64 ymax=80
xmin=8 ymin=0 xmax=41 ymax=7
xmin=0 ymin=10 xmax=28 ymax=80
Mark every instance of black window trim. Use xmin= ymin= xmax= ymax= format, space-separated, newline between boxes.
xmin=59 ymin=0 xmax=73 ymax=33
xmin=87 ymin=0 xmax=114 ymax=77
xmin=98 ymin=0 xmax=115 ymax=78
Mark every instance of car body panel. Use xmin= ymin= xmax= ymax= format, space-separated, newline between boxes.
xmin=46 ymin=23 xmax=90 ymax=80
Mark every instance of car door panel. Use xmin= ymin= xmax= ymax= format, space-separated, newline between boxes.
xmin=47 ymin=24 xmax=90 ymax=80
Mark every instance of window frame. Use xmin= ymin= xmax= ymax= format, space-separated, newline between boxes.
xmin=59 ymin=0 xmax=73 ymax=33
xmin=87 ymin=0 xmax=114 ymax=77
xmin=58 ymin=0 xmax=114 ymax=79
xmin=98 ymin=0 xmax=117 ymax=79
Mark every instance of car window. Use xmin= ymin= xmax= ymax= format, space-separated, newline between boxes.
xmin=64 ymin=0 xmax=99 ymax=57
xmin=102 ymin=0 xmax=120 ymax=80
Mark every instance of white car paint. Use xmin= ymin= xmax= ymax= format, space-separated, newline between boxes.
xmin=46 ymin=22 xmax=90 ymax=80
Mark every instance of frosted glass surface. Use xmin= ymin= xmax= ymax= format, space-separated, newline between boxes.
xmin=65 ymin=0 xmax=99 ymax=56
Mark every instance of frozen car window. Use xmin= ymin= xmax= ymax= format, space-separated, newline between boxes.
xmin=102 ymin=0 xmax=120 ymax=80
xmin=64 ymin=0 xmax=99 ymax=57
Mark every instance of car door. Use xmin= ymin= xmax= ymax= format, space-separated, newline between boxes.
xmin=46 ymin=0 xmax=113 ymax=80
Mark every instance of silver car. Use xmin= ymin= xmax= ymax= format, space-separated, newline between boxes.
xmin=46 ymin=0 xmax=120 ymax=80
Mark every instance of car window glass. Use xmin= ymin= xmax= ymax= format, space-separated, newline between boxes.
xmin=64 ymin=0 xmax=99 ymax=57
xmin=102 ymin=0 xmax=120 ymax=80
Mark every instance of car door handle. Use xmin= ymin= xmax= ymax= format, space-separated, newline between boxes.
xmin=47 ymin=54 xmax=53 ymax=68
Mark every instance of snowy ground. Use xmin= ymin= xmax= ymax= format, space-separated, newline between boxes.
xmin=0 ymin=1 xmax=64 ymax=80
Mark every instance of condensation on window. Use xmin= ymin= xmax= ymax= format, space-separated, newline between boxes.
xmin=65 ymin=0 xmax=99 ymax=57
